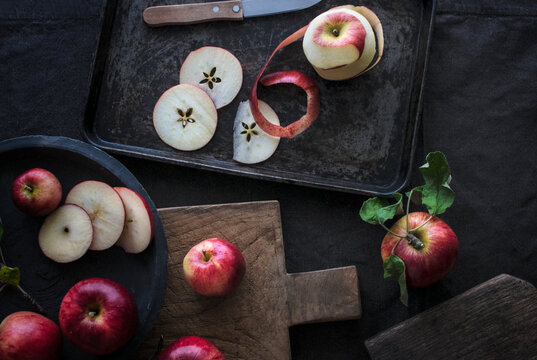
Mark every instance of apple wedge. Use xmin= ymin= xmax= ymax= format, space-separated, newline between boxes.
xmin=233 ymin=99 xmax=280 ymax=164
xmin=114 ymin=187 xmax=154 ymax=254
xmin=38 ymin=204 xmax=93 ymax=263
xmin=179 ymin=46 xmax=243 ymax=109
xmin=153 ymin=84 xmax=218 ymax=151
xmin=65 ymin=180 xmax=126 ymax=251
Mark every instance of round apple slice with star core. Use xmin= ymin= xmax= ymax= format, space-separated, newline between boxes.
xmin=233 ymin=99 xmax=280 ymax=164
xmin=179 ymin=46 xmax=243 ymax=109
xmin=65 ymin=180 xmax=126 ymax=251
xmin=38 ymin=204 xmax=93 ymax=263
xmin=153 ymin=84 xmax=218 ymax=151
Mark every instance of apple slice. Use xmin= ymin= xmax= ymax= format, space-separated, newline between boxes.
xmin=38 ymin=204 xmax=93 ymax=263
xmin=113 ymin=187 xmax=154 ymax=254
xmin=179 ymin=46 xmax=243 ymax=109
xmin=65 ymin=180 xmax=126 ymax=251
xmin=153 ymin=83 xmax=218 ymax=151
xmin=233 ymin=99 xmax=280 ymax=164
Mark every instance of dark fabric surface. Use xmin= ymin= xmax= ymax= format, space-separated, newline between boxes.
xmin=1 ymin=0 xmax=536 ymax=359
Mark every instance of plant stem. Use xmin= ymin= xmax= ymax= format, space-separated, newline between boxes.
xmin=405 ymin=189 xmax=414 ymax=234
xmin=391 ymin=237 xmax=404 ymax=256
xmin=0 ymin=283 xmax=6 ymax=293
xmin=410 ymin=214 xmax=434 ymax=232
xmin=380 ymin=223 xmax=406 ymax=239
xmin=0 ymin=246 xmax=5 ymax=265
xmin=16 ymin=285 xmax=46 ymax=315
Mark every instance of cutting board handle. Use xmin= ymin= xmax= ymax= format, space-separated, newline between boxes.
xmin=143 ymin=0 xmax=244 ymax=27
xmin=286 ymin=266 xmax=361 ymax=326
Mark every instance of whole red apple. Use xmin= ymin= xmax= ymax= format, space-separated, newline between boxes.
xmin=59 ymin=277 xmax=138 ymax=355
xmin=183 ymin=238 xmax=246 ymax=297
xmin=11 ymin=168 xmax=62 ymax=216
xmin=381 ymin=212 xmax=458 ymax=287
xmin=157 ymin=336 xmax=225 ymax=360
xmin=0 ymin=311 xmax=62 ymax=360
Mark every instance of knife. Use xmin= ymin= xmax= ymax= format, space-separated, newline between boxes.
xmin=143 ymin=0 xmax=322 ymax=27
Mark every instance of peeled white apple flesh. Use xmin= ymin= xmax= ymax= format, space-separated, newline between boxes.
xmin=233 ymin=100 xmax=280 ymax=164
xmin=38 ymin=204 xmax=93 ymax=263
xmin=65 ymin=180 xmax=126 ymax=251
xmin=179 ymin=46 xmax=243 ymax=109
xmin=302 ymin=7 xmax=382 ymax=81
xmin=153 ymin=84 xmax=218 ymax=151
xmin=114 ymin=187 xmax=154 ymax=254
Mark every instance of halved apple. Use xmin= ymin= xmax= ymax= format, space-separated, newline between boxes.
xmin=38 ymin=204 xmax=93 ymax=263
xmin=153 ymin=84 xmax=218 ymax=151
xmin=113 ymin=187 xmax=154 ymax=254
xmin=179 ymin=46 xmax=243 ymax=109
xmin=233 ymin=99 xmax=280 ymax=164
xmin=65 ymin=180 xmax=126 ymax=251
xmin=302 ymin=6 xmax=384 ymax=81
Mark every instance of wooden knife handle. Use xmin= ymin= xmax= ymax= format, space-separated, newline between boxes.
xmin=143 ymin=0 xmax=244 ymax=27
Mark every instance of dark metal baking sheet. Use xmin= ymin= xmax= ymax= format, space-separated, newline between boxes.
xmin=82 ymin=0 xmax=435 ymax=196
xmin=0 ymin=135 xmax=168 ymax=359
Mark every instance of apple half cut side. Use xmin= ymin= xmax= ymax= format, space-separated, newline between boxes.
xmin=153 ymin=84 xmax=218 ymax=151
xmin=233 ymin=99 xmax=280 ymax=164
xmin=65 ymin=180 xmax=126 ymax=251
xmin=179 ymin=46 xmax=243 ymax=109
xmin=302 ymin=6 xmax=384 ymax=81
xmin=38 ymin=204 xmax=93 ymax=263
xmin=113 ymin=187 xmax=155 ymax=254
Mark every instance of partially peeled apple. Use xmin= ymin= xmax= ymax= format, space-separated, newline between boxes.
xmin=303 ymin=6 xmax=384 ymax=81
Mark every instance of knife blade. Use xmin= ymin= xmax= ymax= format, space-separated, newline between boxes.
xmin=143 ymin=0 xmax=322 ymax=27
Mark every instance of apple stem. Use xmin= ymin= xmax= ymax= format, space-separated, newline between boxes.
xmin=23 ymin=184 xmax=34 ymax=193
xmin=202 ymin=249 xmax=211 ymax=262
xmin=406 ymin=233 xmax=425 ymax=250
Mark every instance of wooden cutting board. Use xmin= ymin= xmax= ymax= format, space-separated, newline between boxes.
xmin=365 ymin=274 xmax=537 ymax=359
xmin=135 ymin=201 xmax=361 ymax=360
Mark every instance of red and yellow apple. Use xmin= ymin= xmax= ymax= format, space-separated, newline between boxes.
xmin=302 ymin=6 xmax=384 ymax=80
xmin=183 ymin=238 xmax=246 ymax=297
xmin=11 ymin=168 xmax=62 ymax=216
xmin=59 ymin=277 xmax=138 ymax=355
xmin=156 ymin=336 xmax=225 ymax=360
xmin=381 ymin=212 xmax=459 ymax=287
xmin=0 ymin=311 xmax=62 ymax=360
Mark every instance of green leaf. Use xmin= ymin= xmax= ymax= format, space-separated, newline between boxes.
xmin=414 ymin=152 xmax=455 ymax=215
xmin=383 ymin=255 xmax=408 ymax=306
xmin=359 ymin=193 xmax=403 ymax=225
xmin=0 ymin=266 xmax=20 ymax=286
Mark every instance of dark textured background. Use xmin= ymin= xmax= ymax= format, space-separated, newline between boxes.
xmin=1 ymin=0 xmax=536 ymax=358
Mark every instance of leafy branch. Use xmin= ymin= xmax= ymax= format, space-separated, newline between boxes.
xmin=359 ymin=152 xmax=455 ymax=306
xmin=0 ymin=218 xmax=46 ymax=314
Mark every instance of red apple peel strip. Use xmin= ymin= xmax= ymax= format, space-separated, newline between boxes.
xmin=257 ymin=70 xmax=320 ymax=138
xmin=249 ymin=25 xmax=322 ymax=138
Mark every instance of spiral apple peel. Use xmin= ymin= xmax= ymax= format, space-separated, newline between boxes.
xmin=249 ymin=5 xmax=383 ymax=139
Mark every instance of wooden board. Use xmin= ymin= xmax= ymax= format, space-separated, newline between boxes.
xmin=365 ymin=274 xmax=537 ymax=359
xmin=135 ymin=201 xmax=361 ymax=359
